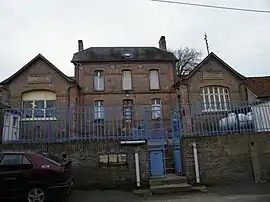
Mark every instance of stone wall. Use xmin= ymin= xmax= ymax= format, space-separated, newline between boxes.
xmin=2 ymin=140 xmax=149 ymax=190
xmin=182 ymin=132 xmax=270 ymax=185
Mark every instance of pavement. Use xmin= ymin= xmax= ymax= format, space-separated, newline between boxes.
xmin=66 ymin=183 xmax=270 ymax=202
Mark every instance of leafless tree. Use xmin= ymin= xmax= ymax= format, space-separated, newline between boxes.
xmin=173 ymin=47 xmax=202 ymax=77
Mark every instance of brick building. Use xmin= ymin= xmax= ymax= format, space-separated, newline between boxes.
xmin=71 ymin=36 xmax=177 ymax=130
xmin=173 ymin=52 xmax=270 ymax=134
xmin=0 ymin=36 xmax=178 ymax=140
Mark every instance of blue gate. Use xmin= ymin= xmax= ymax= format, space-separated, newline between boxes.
xmin=171 ymin=106 xmax=183 ymax=175
xmin=148 ymin=139 xmax=166 ymax=178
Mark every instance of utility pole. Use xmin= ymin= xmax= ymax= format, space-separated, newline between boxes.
xmin=204 ymin=33 xmax=210 ymax=55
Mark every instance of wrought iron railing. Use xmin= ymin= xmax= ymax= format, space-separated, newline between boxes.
xmin=179 ymin=101 xmax=270 ymax=135
xmin=0 ymin=105 xmax=166 ymax=142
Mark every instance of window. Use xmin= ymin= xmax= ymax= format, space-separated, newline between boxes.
xmin=122 ymin=70 xmax=132 ymax=90
xmin=151 ymin=99 xmax=162 ymax=119
xmin=149 ymin=70 xmax=160 ymax=90
xmin=123 ymin=99 xmax=133 ymax=122
xmin=94 ymin=100 xmax=104 ymax=119
xmin=22 ymin=91 xmax=56 ymax=120
xmin=201 ymin=86 xmax=230 ymax=111
xmin=94 ymin=70 xmax=104 ymax=91
xmin=0 ymin=155 xmax=31 ymax=165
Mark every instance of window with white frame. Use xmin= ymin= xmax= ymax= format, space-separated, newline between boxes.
xmin=22 ymin=91 xmax=56 ymax=120
xmin=122 ymin=70 xmax=132 ymax=90
xmin=94 ymin=100 xmax=104 ymax=119
xmin=200 ymin=86 xmax=230 ymax=111
xmin=122 ymin=99 xmax=133 ymax=123
xmin=149 ymin=70 xmax=160 ymax=90
xmin=94 ymin=70 xmax=104 ymax=91
xmin=151 ymin=99 xmax=162 ymax=119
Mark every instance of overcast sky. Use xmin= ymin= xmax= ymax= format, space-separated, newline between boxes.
xmin=0 ymin=0 xmax=270 ymax=81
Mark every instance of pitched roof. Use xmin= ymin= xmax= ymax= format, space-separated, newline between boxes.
xmin=173 ymin=52 xmax=246 ymax=88
xmin=185 ymin=52 xmax=246 ymax=80
xmin=71 ymin=47 xmax=178 ymax=63
xmin=245 ymin=76 xmax=270 ymax=98
xmin=1 ymin=54 xmax=76 ymax=85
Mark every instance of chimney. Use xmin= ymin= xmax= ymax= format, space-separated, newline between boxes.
xmin=78 ymin=40 xmax=84 ymax=51
xmin=159 ymin=36 xmax=167 ymax=50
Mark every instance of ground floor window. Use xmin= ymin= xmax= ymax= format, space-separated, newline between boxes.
xmin=123 ymin=99 xmax=133 ymax=123
xmin=151 ymin=98 xmax=162 ymax=119
xmin=22 ymin=91 xmax=56 ymax=119
xmin=201 ymin=86 xmax=230 ymax=111
xmin=94 ymin=100 xmax=104 ymax=119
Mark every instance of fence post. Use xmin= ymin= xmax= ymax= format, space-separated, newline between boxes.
xmin=0 ymin=109 xmax=4 ymax=152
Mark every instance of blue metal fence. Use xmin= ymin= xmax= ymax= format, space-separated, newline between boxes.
xmin=0 ymin=105 xmax=166 ymax=142
xmin=180 ymin=101 xmax=270 ymax=135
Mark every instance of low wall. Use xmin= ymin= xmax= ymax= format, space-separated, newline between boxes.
xmin=182 ymin=132 xmax=270 ymax=185
xmin=2 ymin=141 xmax=149 ymax=190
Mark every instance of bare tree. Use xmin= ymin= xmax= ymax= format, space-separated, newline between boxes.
xmin=173 ymin=47 xmax=202 ymax=77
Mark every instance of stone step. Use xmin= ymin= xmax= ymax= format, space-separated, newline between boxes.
xmin=150 ymin=183 xmax=192 ymax=194
xmin=149 ymin=174 xmax=187 ymax=186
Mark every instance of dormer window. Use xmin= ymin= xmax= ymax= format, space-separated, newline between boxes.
xmin=123 ymin=53 xmax=132 ymax=59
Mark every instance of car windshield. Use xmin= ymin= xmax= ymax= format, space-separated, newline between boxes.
xmin=37 ymin=151 xmax=66 ymax=164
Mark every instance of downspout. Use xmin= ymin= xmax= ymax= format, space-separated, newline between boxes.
xmin=192 ymin=142 xmax=200 ymax=183
xmin=135 ymin=152 xmax=141 ymax=187
xmin=67 ymin=86 xmax=72 ymax=139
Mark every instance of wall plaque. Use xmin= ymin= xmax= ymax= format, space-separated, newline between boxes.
xmin=109 ymin=154 xmax=118 ymax=163
xmin=99 ymin=154 xmax=108 ymax=164
xmin=202 ymin=71 xmax=224 ymax=80
xmin=28 ymin=75 xmax=52 ymax=84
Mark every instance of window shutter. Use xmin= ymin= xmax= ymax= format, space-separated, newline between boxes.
xmin=150 ymin=70 xmax=160 ymax=90
xmin=122 ymin=71 xmax=132 ymax=90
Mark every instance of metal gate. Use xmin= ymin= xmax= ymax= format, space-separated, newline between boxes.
xmin=171 ymin=106 xmax=183 ymax=175
xmin=148 ymin=139 xmax=166 ymax=178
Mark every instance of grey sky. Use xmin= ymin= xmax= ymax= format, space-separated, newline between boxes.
xmin=0 ymin=0 xmax=270 ymax=81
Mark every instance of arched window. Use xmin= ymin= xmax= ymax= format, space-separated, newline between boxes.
xmin=22 ymin=91 xmax=56 ymax=119
xmin=200 ymin=86 xmax=230 ymax=111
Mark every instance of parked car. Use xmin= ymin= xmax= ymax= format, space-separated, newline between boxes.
xmin=0 ymin=151 xmax=74 ymax=202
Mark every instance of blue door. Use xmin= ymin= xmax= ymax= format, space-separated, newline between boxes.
xmin=149 ymin=150 xmax=164 ymax=177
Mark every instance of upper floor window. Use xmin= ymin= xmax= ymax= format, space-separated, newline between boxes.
xmin=122 ymin=70 xmax=132 ymax=90
xmin=22 ymin=91 xmax=56 ymax=120
xmin=151 ymin=99 xmax=162 ymax=119
xmin=94 ymin=100 xmax=104 ymax=120
xmin=149 ymin=70 xmax=160 ymax=90
xmin=201 ymin=86 xmax=230 ymax=111
xmin=94 ymin=70 xmax=104 ymax=91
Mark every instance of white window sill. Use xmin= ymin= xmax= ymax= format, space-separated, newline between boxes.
xmin=21 ymin=117 xmax=57 ymax=121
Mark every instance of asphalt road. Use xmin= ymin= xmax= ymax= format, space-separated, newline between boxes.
xmin=66 ymin=183 xmax=270 ymax=202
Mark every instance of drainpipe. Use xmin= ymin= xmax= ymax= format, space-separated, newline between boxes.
xmin=192 ymin=142 xmax=200 ymax=183
xmin=135 ymin=152 xmax=141 ymax=188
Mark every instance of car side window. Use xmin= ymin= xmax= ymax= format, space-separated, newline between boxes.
xmin=0 ymin=155 xmax=21 ymax=165
xmin=0 ymin=155 xmax=32 ymax=166
xmin=22 ymin=156 xmax=32 ymax=165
